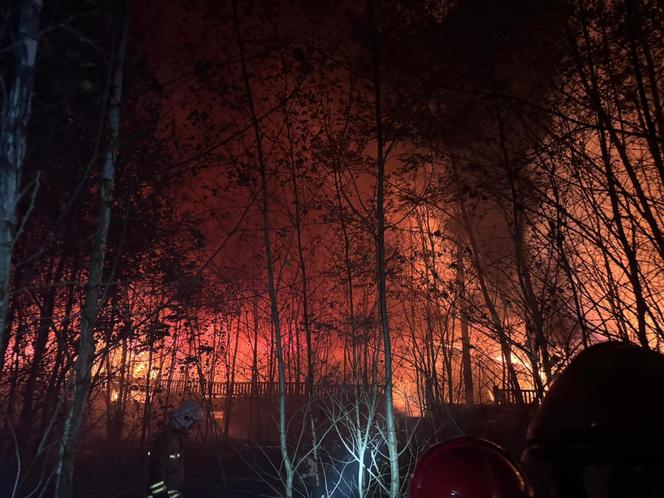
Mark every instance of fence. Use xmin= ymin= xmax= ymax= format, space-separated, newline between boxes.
xmin=492 ymin=386 xmax=539 ymax=406
xmin=134 ymin=378 xmax=385 ymax=399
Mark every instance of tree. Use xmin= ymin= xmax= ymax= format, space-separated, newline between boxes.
xmin=55 ymin=2 xmax=128 ymax=495
xmin=367 ymin=3 xmax=399 ymax=496
xmin=232 ymin=1 xmax=295 ymax=495
xmin=0 ymin=0 xmax=43 ymax=375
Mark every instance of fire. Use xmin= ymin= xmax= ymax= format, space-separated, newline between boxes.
xmin=131 ymin=352 xmax=158 ymax=380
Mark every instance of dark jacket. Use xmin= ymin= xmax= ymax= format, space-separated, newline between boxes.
xmin=146 ymin=428 xmax=185 ymax=497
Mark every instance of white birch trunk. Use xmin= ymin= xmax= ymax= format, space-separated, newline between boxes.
xmin=0 ymin=0 xmax=43 ymax=374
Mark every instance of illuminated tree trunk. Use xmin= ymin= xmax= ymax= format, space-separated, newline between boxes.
xmin=332 ymin=165 xmax=372 ymax=496
xmin=55 ymin=4 xmax=127 ymax=496
xmin=233 ymin=2 xmax=294 ymax=495
xmin=0 ymin=0 xmax=43 ymax=375
xmin=334 ymin=151 xmax=384 ymax=495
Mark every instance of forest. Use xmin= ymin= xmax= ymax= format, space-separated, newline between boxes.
xmin=1 ymin=0 xmax=663 ymax=497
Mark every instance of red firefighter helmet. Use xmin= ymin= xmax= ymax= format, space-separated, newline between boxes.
xmin=409 ymin=437 xmax=529 ymax=498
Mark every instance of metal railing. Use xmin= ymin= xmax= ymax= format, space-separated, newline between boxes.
xmin=492 ymin=386 xmax=539 ymax=406
xmin=135 ymin=378 xmax=384 ymax=399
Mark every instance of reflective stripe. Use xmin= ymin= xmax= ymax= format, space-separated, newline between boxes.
xmin=149 ymin=481 xmax=167 ymax=493
xmin=167 ymin=491 xmax=181 ymax=498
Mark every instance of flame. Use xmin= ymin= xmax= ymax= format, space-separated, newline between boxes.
xmin=132 ymin=353 xmax=158 ymax=380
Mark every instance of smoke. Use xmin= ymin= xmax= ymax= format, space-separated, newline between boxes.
xmin=383 ymin=0 xmax=567 ymax=231
xmin=381 ymin=0 xmax=576 ymax=348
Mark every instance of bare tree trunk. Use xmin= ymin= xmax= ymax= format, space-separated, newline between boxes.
xmin=54 ymin=5 xmax=127 ymax=496
xmin=564 ymin=7 xmax=662 ymax=348
xmin=165 ymin=321 xmax=179 ymax=409
xmin=109 ymin=334 xmax=129 ymax=441
xmin=572 ymin=20 xmax=650 ymax=346
xmin=549 ymin=178 xmax=590 ymax=348
xmin=461 ymin=202 xmax=523 ymax=403
xmin=285 ymin=117 xmax=322 ymax=487
xmin=140 ymin=344 xmax=155 ymax=450
xmin=105 ymin=345 xmax=113 ymax=440
xmin=249 ymin=296 xmax=259 ymax=440
xmin=42 ymin=263 xmax=79 ymax=431
xmin=19 ymin=253 xmax=66 ymax=440
xmin=268 ymin=321 xmax=275 ymax=393
xmin=456 ymin=245 xmax=474 ymax=404
xmin=333 ymin=169 xmax=357 ymax=379
xmin=332 ymin=164 xmax=373 ymax=497
xmin=418 ymin=215 xmax=442 ymax=405
xmin=233 ymin=2 xmax=294 ymax=494
xmin=492 ymin=89 xmax=550 ymax=395
xmin=0 ymin=0 xmax=43 ymax=375
xmin=223 ymin=314 xmax=240 ymax=439
xmin=287 ymin=129 xmax=314 ymax=392
xmin=368 ymin=6 xmax=399 ymax=496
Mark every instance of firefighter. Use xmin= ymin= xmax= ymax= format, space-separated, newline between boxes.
xmin=522 ymin=341 xmax=664 ymax=498
xmin=146 ymin=400 xmax=204 ymax=498
xmin=409 ymin=437 xmax=530 ymax=498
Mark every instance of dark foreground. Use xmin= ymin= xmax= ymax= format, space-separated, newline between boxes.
xmin=1 ymin=405 xmax=532 ymax=498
